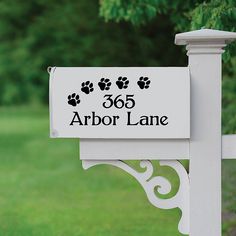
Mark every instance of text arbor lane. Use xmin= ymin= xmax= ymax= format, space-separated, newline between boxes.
xmin=49 ymin=67 xmax=190 ymax=139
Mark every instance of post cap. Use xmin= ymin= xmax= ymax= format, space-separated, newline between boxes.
xmin=175 ymin=29 xmax=236 ymax=45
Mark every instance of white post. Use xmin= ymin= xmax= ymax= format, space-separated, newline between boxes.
xmin=175 ymin=29 xmax=236 ymax=236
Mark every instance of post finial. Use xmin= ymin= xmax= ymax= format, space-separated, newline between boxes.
xmin=175 ymin=29 xmax=236 ymax=45
xmin=175 ymin=29 xmax=236 ymax=55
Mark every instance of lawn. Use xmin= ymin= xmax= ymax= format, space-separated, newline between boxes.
xmin=0 ymin=106 xmax=184 ymax=236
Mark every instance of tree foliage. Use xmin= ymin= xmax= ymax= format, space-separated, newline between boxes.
xmin=100 ymin=0 xmax=191 ymax=25
xmin=100 ymin=0 xmax=236 ymax=56
xmin=0 ymin=0 xmax=236 ymax=133
xmin=0 ymin=0 xmax=184 ymax=105
xmin=99 ymin=0 xmax=236 ymax=134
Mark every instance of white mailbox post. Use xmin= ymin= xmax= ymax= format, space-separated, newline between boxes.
xmin=49 ymin=29 xmax=236 ymax=236
xmin=175 ymin=29 xmax=235 ymax=236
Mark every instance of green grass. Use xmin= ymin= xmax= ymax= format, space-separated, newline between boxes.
xmin=1 ymin=106 xmax=235 ymax=235
xmin=222 ymin=160 xmax=236 ymax=235
xmin=0 ymin=106 xmax=184 ymax=236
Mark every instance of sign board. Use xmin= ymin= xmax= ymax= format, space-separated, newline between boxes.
xmin=49 ymin=67 xmax=190 ymax=139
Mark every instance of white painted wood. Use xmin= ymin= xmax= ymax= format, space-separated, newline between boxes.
xmin=189 ymin=52 xmax=222 ymax=236
xmin=80 ymin=139 xmax=189 ymax=160
xmin=49 ymin=67 xmax=190 ymax=139
xmin=222 ymin=134 xmax=236 ymax=159
xmin=176 ymin=29 xmax=236 ymax=236
xmin=175 ymin=29 xmax=236 ymax=45
xmin=49 ymin=29 xmax=236 ymax=236
xmin=80 ymin=134 xmax=236 ymax=160
xmin=82 ymin=159 xmax=190 ymax=235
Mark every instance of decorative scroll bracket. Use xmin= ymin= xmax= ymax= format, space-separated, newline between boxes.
xmin=82 ymin=160 xmax=189 ymax=235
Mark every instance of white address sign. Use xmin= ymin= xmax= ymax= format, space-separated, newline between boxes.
xmin=49 ymin=67 xmax=190 ymax=139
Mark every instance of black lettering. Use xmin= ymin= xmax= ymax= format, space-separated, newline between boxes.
xmin=113 ymin=116 xmax=120 ymax=125
xmin=127 ymin=111 xmax=138 ymax=126
xmin=139 ymin=116 xmax=149 ymax=125
xmin=91 ymin=111 xmax=101 ymax=126
xmin=160 ymin=116 xmax=168 ymax=125
xmin=84 ymin=116 xmax=91 ymax=125
xmin=70 ymin=112 xmax=83 ymax=126
xmin=150 ymin=116 xmax=159 ymax=125
xmin=102 ymin=116 xmax=112 ymax=126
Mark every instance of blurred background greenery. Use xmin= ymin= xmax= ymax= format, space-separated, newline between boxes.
xmin=0 ymin=0 xmax=236 ymax=235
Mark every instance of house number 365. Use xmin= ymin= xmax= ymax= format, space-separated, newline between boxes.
xmin=102 ymin=94 xmax=135 ymax=109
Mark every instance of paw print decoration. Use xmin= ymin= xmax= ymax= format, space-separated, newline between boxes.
xmin=137 ymin=76 xmax=151 ymax=89
xmin=81 ymin=81 xmax=94 ymax=94
xmin=68 ymin=93 xmax=80 ymax=107
xmin=98 ymin=78 xmax=111 ymax=91
xmin=67 ymin=75 xmax=152 ymax=107
xmin=116 ymin=76 xmax=129 ymax=89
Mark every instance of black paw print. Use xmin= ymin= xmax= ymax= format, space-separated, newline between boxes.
xmin=68 ymin=93 xmax=80 ymax=107
xmin=137 ymin=77 xmax=151 ymax=89
xmin=81 ymin=81 xmax=94 ymax=94
xmin=98 ymin=78 xmax=111 ymax=91
xmin=116 ymin=77 xmax=129 ymax=89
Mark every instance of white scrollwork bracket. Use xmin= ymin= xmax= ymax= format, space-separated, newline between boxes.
xmin=82 ymin=160 xmax=189 ymax=235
